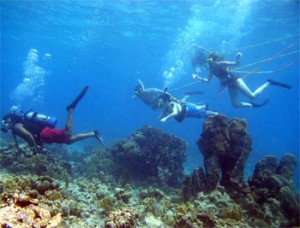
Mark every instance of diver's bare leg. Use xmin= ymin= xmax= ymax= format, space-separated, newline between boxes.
xmin=69 ymin=132 xmax=96 ymax=144
xmin=228 ymin=86 xmax=252 ymax=108
xmin=236 ymin=78 xmax=270 ymax=99
xmin=65 ymin=109 xmax=73 ymax=136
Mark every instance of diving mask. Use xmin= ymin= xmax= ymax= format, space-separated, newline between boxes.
xmin=1 ymin=119 xmax=10 ymax=133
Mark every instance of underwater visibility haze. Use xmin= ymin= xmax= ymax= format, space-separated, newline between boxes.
xmin=0 ymin=0 xmax=299 ymax=227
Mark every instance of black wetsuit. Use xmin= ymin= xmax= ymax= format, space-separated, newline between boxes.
xmin=174 ymin=105 xmax=186 ymax=123
xmin=211 ymin=64 xmax=238 ymax=88
xmin=6 ymin=113 xmax=44 ymax=146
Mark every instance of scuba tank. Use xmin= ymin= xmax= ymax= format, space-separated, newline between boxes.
xmin=25 ymin=111 xmax=57 ymax=128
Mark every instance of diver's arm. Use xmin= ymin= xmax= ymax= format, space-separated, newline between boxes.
xmin=192 ymin=71 xmax=213 ymax=83
xmin=13 ymin=123 xmax=37 ymax=148
xmin=159 ymin=109 xmax=168 ymax=119
xmin=219 ymin=52 xmax=242 ymax=67
xmin=160 ymin=102 xmax=180 ymax=122
xmin=160 ymin=110 xmax=177 ymax=122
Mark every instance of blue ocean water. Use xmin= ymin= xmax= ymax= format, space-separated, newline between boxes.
xmin=1 ymin=0 xmax=299 ymax=189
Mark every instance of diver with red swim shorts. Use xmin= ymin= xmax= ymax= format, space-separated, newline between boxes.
xmin=1 ymin=86 xmax=104 ymax=153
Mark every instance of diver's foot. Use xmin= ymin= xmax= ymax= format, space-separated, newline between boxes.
xmin=250 ymin=99 xmax=270 ymax=108
xmin=181 ymin=94 xmax=190 ymax=102
xmin=66 ymin=104 xmax=75 ymax=111
xmin=94 ymin=130 xmax=104 ymax=145
xmin=66 ymin=86 xmax=89 ymax=111
xmin=267 ymin=79 xmax=291 ymax=90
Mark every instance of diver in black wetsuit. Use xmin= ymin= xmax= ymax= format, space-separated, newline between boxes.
xmin=192 ymin=51 xmax=291 ymax=108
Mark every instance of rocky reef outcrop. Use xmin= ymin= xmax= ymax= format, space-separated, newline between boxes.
xmin=181 ymin=115 xmax=299 ymax=227
xmin=112 ymin=125 xmax=187 ymax=187
xmin=248 ymin=153 xmax=299 ymax=227
xmin=183 ymin=115 xmax=252 ymax=197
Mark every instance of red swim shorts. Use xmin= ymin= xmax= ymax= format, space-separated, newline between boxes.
xmin=40 ymin=127 xmax=71 ymax=144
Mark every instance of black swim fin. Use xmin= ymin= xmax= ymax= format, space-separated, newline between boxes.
xmin=94 ymin=130 xmax=110 ymax=148
xmin=249 ymin=99 xmax=270 ymax=108
xmin=267 ymin=79 xmax=291 ymax=90
xmin=94 ymin=130 xmax=104 ymax=144
xmin=66 ymin=86 xmax=89 ymax=111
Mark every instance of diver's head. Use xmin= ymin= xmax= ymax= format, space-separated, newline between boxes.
xmin=1 ymin=113 xmax=23 ymax=133
xmin=161 ymin=92 xmax=171 ymax=101
xmin=207 ymin=51 xmax=219 ymax=62
xmin=207 ymin=51 xmax=224 ymax=69
xmin=1 ymin=114 xmax=13 ymax=133
xmin=157 ymin=93 xmax=171 ymax=108
xmin=133 ymin=84 xmax=143 ymax=97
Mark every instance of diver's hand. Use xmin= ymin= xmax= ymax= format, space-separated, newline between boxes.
xmin=193 ymin=74 xmax=206 ymax=82
xmin=192 ymin=74 xmax=199 ymax=79
xmin=160 ymin=117 xmax=167 ymax=122
xmin=236 ymin=52 xmax=242 ymax=59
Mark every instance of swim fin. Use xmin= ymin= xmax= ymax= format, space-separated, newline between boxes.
xmin=267 ymin=79 xmax=291 ymax=90
xmin=249 ymin=99 xmax=270 ymax=108
xmin=94 ymin=130 xmax=110 ymax=148
xmin=66 ymin=86 xmax=89 ymax=111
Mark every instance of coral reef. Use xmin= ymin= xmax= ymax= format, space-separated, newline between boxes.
xmin=0 ymin=203 xmax=62 ymax=227
xmin=111 ymin=125 xmax=187 ymax=187
xmin=0 ymin=120 xmax=299 ymax=227
xmin=181 ymin=167 xmax=206 ymax=201
xmin=181 ymin=115 xmax=299 ymax=227
xmin=105 ymin=208 xmax=138 ymax=228
xmin=183 ymin=115 xmax=252 ymax=198
xmin=173 ymin=187 xmax=252 ymax=227
xmin=248 ymin=153 xmax=300 ymax=226
xmin=0 ymin=144 xmax=72 ymax=179
xmin=0 ymin=174 xmax=62 ymax=227
xmin=77 ymin=146 xmax=115 ymax=177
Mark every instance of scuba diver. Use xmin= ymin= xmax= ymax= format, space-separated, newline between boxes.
xmin=191 ymin=51 xmax=291 ymax=108
xmin=133 ymin=79 xmax=217 ymax=122
xmin=133 ymin=79 xmax=179 ymax=109
xmin=1 ymin=86 xmax=104 ymax=153
xmin=158 ymin=93 xmax=218 ymax=123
